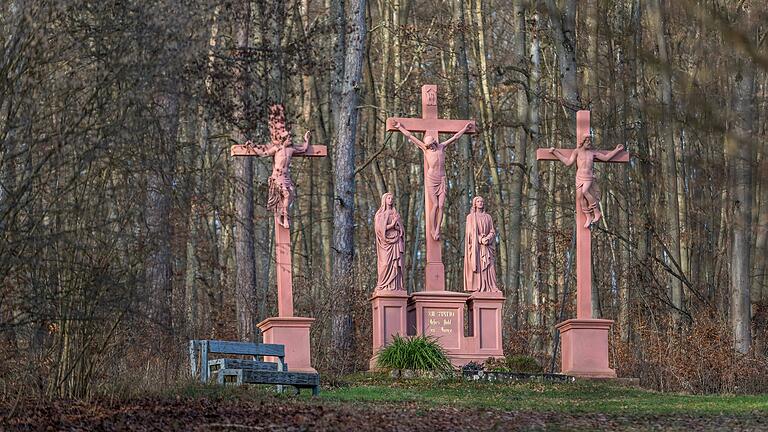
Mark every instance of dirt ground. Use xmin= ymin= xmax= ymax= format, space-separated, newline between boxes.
xmin=1 ymin=396 xmax=767 ymax=431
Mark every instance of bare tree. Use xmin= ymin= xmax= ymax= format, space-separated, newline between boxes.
xmin=728 ymin=4 xmax=756 ymax=354
xmin=331 ymin=0 xmax=367 ymax=358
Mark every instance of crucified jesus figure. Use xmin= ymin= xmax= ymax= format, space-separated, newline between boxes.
xmin=243 ymin=105 xmax=310 ymax=229
xmin=549 ymin=136 xmax=624 ymax=228
xmin=393 ymin=121 xmax=472 ymax=240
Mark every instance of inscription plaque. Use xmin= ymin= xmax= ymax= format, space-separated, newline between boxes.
xmin=423 ymin=308 xmax=460 ymax=349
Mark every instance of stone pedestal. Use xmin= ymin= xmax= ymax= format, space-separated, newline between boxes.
xmin=467 ymin=291 xmax=504 ymax=357
xmin=370 ymin=290 xmax=410 ymax=369
xmin=557 ymin=319 xmax=616 ymax=378
xmin=407 ymin=291 xmax=471 ymax=366
xmin=257 ymin=316 xmax=316 ymax=373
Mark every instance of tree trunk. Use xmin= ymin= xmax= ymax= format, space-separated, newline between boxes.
xmin=330 ymin=0 xmax=346 ymax=129
xmin=546 ymin=0 xmax=579 ymax=112
xmin=754 ymin=145 xmax=768 ymax=304
xmin=527 ymin=6 xmax=544 ymax=351
xmin=453 ymin=0 xmax=475 ymax=262
xmin=728 ymin=20 xmax=755 ymax=353
xmin=507 ymin=0 xmax=527 ymax=327
xmin=185 ymin=4 xmax=220 ymax=337
xmin=146 ymin=89 xmax=179 ymax=341
xmin=331 ymin=0 xmax=366 ymax=360
xmin=472 ymin=0 xmax=508 ymax=290
xmin=231 ymin=2 xmax=257 ymax=341
xmin=583 ymin=0 xmax=598 ymax=107
xmin=647 ymin=0 xmax=683 ymax=322
xmin=621 ymin=0 xmax=649 ymax=342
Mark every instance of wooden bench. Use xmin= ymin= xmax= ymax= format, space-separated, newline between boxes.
xmin=189 ymin=340 xmax=320 ymax=395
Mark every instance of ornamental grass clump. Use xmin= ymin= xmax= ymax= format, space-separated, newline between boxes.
xmin=376 ymin=335 xmax=453 ymax=372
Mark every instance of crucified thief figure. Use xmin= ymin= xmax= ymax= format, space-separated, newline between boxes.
xmin=393 ymin=121 xmax=472 ymax=240
xmin=244 ymin=105 xmax=310 ymax=229
xmin=549 ymin=134 xmax=624 ymax=228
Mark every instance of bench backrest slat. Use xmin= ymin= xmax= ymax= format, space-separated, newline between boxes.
xmin=206 ymin=340 xmax=285 ymax=357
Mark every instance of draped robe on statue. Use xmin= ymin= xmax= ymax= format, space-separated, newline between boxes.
xmin=374 ymin=205 xmax=405 ymax=291
xmin=464 ymin=210 xmax=499 ymax=292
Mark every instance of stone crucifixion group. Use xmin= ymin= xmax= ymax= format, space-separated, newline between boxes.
xmin=376 ymin=101 xmax=498 ymax=295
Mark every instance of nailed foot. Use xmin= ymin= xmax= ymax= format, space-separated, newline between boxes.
xmin=592 ymin=208 xmax=602 ymax=225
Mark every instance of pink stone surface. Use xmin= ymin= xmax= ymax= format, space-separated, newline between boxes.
xmin=258 ymin=316 xmax=316 ymax=373
xmin=467 ymin=291 xmax=505 ymax=356
xmin=370 ymin=290 xmax=409 ymax=369
xmin=230 ymin=104 xmax=328 ymax=319
xmin=408 ymin=290 xmax=504 ymax=367
xmin=536 ymin=111 xmax=629 ymax=321
xmin=556 ymin=319 xmax=616 ymax=378
xmin=274 ymin=217 xmax=293 ymax=317
xmin=230 ymin=105 xmax=327 ymax=229
xmin=464 ymin=196 xmax=500 ymax=293
xmin=408 ymin=291 xmax=470 ymax=353
xmin=386 ymin=85 xmax=476 ymax=292
xmin=423 ymin=307 xmax=462 ymax=349
xmin=374 ymin=193 xmax=405 ymax=291
xmin=370 ymin=85 xmax=505 ymax=369
xmin=536 ymin=111 xmax=628 ymax=378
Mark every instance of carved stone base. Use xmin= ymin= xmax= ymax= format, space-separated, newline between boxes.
xmin=466 ymin=291 xmax=505 ymax=359
xmin=257 ymin=316 xmax=316 ymax=373
xmin=369 ymin=289 xmax=410 ymax=370
xmin=556 ymin=319 xmax=616 ymax=378
xmin=407 ymin=291 xmax=473 ymax=366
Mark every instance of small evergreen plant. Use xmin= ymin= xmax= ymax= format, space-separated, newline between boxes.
xmin=376 ymin=335 xmax=452 ymax=372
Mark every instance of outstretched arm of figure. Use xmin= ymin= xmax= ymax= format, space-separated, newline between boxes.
xmin=243 ymin=140 xmax=278 ymax=156
xmin=548 ymin=147 xmax=577 ymax=166
xmin=440 ymin=123 xmax=473 ymax=147
xmin=595 ymin=144 xmax=625 ymax=161
xmin=293 ymin=131 xmax=311 ymax=154
xmin=393 ymin=121 xmax=426 ymax=151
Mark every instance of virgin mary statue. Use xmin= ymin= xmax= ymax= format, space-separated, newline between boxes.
xmin=464 ymin=196 xmax=499 ymax=292
xmin=374 ymin=192 xmax=405 ymax=291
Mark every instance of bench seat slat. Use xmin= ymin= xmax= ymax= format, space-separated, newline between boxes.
xmin=208 ymin=359 xmax=279 ymax=372
xmin=222 ymin=369 xmax=319 ymax=387
xmin=206 ymin=340 xmax=285 ymax=357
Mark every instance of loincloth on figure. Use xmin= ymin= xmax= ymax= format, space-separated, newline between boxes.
xmin=575 ymin=173 xmax=601 ymax=203
xmin=426 ymin=171 xmax=447 ymax=202
xmin=267 ymin=175 xmax=294 ymax=213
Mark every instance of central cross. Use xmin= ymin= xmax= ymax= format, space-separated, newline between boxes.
xmin=387 ymin=85 xmax=476 ymax=291
xmin=536 ymin=111 xmax=629 ymax=319
xmin=231 ymin=105 xmax=327 ymax=317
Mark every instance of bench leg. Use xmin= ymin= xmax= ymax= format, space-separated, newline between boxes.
xmin=312 ymin=385 xmax=320 ymax=396
xmin=200 ymin=341 xmax=209 ymax=383
xmin=189 ymin=341 xmax=198 ymax=379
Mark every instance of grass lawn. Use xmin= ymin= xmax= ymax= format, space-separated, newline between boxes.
xmin=4 ymin=375 xmax=767 ymax=430
xmin=319 ymin=373 xmax=768 ymax=415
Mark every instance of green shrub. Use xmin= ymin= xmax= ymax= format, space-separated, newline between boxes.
xmin=376 ymin=335 xmax=452 ymax=372
xmin=484 ymin=355 xmax=543 ymax=373
xmin=506 ymin=355 xmax=543 ymax=373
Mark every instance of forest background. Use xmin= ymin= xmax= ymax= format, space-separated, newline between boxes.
xmin=1 ymin=0 xmax=767 ymax=398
